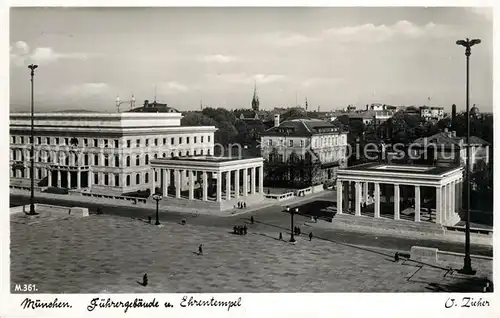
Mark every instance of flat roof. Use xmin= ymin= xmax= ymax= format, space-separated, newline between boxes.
xmin=342 ymin=162 xmax=461 ymax=176
xmin=158 ymin=156 xmax=247 ymax=163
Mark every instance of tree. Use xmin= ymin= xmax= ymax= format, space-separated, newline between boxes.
xmin=181 ymin=112 xmax=217 ymax=127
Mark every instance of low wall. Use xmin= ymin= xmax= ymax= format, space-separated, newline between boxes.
xmin=81 ymin=192 xmax=148 ymax=204
xmin=294 ymin=187 xmax=312 ymax=197
xmin=264 ymin=192 xmax=295 ymax=201
xmin=311 ymin=184 xmax=324 ymax=193
xmin=410 ymin=245 xmax=492 ymax=264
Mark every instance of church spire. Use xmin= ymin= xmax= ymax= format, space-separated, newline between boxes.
xmin=305 ymin=97 xmax=308 ymax=111
xmin=251 ymin=80 xmax=260 ymax=111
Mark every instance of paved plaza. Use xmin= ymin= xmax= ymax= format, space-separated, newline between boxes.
xmin=10 ymin=214 xmax=492 ymax=293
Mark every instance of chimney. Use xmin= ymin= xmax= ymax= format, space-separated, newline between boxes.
xmin=274 ymin=114 xmax=280 ymax=127
xmin=366 ymin=104 xmax=369 ymax=111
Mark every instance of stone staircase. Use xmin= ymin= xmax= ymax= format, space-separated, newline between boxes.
xmin=332 ymin=213 xmax=446 ymax=236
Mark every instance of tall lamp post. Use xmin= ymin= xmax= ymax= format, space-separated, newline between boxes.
xmin=286 ymin=206 xmax=297 ymax=242
xmin=28 ymin=64 xmax=38 ymax=215
xmin=456 ymin=38 xmax=481 ymax=275
xmin=152 ymin=193 xmax=162 ymax=225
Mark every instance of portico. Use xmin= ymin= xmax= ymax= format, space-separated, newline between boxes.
xmin=150 ymin=156 xmax=265 ymax=209
xmin=336 ymin=163 xmax=463 ymax=225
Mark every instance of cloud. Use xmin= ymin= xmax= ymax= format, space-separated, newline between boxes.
xmin=65 ymin=83 xmax=109 ymax=96
xmin=324 ymin=20 xmax=453 ymax=42
xmin=263 ymin=32 xmax=317 ymax=47
xmin=199 ymin=54 xmax=239 ymax=63
xmin=206 ymin=73 xmax=288 ymax=85
xmin=10 ymin=41 xmax=90 ymax=66
xmin=469 ymin=7 xmax=493 ymax=21
xmin=158 ymin=81 xmax=188 ymax=93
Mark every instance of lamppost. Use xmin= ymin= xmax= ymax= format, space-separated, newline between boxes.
xmin=456 ymin=37 xmax=481 ymax=275
xmin=28 ymin=64 xmax=38 ymax=215
xmin=152 ymin=193 xmax=162 ymax=225
xmin=286 ymin=206 xmax=297 ymax=242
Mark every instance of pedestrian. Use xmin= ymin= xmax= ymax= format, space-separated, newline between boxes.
xmin=279 ymin=232 xmax=283 ymax=240
xmin=267 ymin=189 xmax=270 ymax=195
xmin=293 ymin=226 xmax=297 ymax=235
xmin=314 ymin=216 xmax=318 ymax=223
xmin=148 ymin=216 xmax=151 ymax=224
xmin=298 ymin=227 xmax=301 ymax=236
xmin=238 ymin=202 xmax=241 ymax=209
xmin=198 ymin=244 xmax=203 ymax=255
xmin=239 ymin=226 xmax=243 ymax=235
xmin=243 ymin=202 xmax=247 ymax=209
xmin=243 ymin=225 xmax=247 ymax=235
xmin=250 ymin=216 xmax=254 ymax=224
xmin=142 ymin=273 xmax=148 ymax=287
xmin=309 ymin=232 xmax=313 ymax=241
xmin=233 ymin=225 xmax=237 ymax=234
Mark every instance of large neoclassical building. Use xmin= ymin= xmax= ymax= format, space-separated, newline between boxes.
xmin=9 ymin=102 xmax=220 ymax=195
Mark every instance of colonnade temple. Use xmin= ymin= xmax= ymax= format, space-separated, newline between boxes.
xmin=336 ymin=163 xmax=464 ymax=225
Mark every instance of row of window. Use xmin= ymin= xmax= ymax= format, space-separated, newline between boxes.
xmin=10 ymin=135 xmax=212 ymax=147
xmin=94 ymin=172 xmax=149 ymax=187
xmin=11 ymin=149 xmax=212 ymax=167
xmin=267 ymin=139 xmax=305 ymax=147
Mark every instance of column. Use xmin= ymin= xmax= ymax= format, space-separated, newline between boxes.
xmin=350 ymin=182 xmax=356 ymax=211
xmin=343 ymin=181 xmax=350 ymax=211
xmin=258 ymin=165 xmax=264 ymax=194
xmin=202 ymin=171 xmax=208 ymax=201
xmin=458 ymin=179 xmax=463 ymax=212
xmin=363 ymin=182 xmax=369 ymax=204
xmin=175 ymin=169 xmax=181 ymax=198
xmin=48 ymin=169 xmax=52 ymax=187
xmin=189 ymin=170 xmax=195 ymax=200
xmin=77 ymin=171 xmax=81 ymax=189
xmin=67 ymin=171 xmax=71 ymax=189
xmin=163 ymin=169 xmax=168 ymax=196
xmin=394 ymin=184 xmax=400 ymax=220
xmin=216 ymin=172 xmax=222 ymax=202
xmin=151 ymin=169 xmax=156 ymax=194
xmin=225 ymin=171 xmax=231 ymax=200
xmin=374 ymin=182 xmax=381 ymax=218
xmin=414 ymin=185 xmax=421 ymax=222
xmin=435 ymin=186 xmax=442 ymax=224
xmin=451 ymin=181 xmax=456 ymax=217
xmin=442 ymin=184 xmax=448 ymax=222
xmin=242 ymin=168 xmax=248 ymax=197
xmin=336 ymin=180 xmax=343 ymax=214
xmin=235 ymin=169 xmax=240 ymax=200
xmin=250 ymin=167 xmax=256 ymax=194
xmin=355 ymin=182 xmax=361 ymax=216
xmin=57 ymin=170 xmax=61 ymax=187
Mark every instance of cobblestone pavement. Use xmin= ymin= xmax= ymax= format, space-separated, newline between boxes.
xmin=10 ymin=215 xmax=492 ymax=293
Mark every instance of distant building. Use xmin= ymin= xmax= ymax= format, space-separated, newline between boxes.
xmin=251 ymin=82 xmax=260 ymax=112
xmin=411 ymin=128 xmax=489 ymax=171
xmin=260 ymin=117 xmax=348 ymax=185
xmin=419 ymin=105 xmax=444 ymax=121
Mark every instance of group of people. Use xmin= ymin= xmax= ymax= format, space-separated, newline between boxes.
xmin=237 ymin=202 xmax=247 ymax=209
xmin=233 ymin=225 xmax=248 ymax=235
xmin=293 ymin=226 xmax=302 ymax=236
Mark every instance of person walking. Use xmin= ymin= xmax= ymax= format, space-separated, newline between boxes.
xmin=198 ymin=244 xmax=203 ymax=255
xmin=250 ymin=216 xmax=254 ymax=224
xmin=279 ymin=232 xmax=283 ymax=240
xmin=309 ymin=232 xmax=313 ymax=241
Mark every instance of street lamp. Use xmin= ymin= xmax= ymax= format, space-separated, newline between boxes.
xmin=28 ymin=64 xmax=38 ymax=215
xmin=286 ymin=206 xmax=297 ymax=243
xmin=152 ymin=193 xmax=162 ymax=225
xmin=456 ymin=38 xmax=481 ymax=275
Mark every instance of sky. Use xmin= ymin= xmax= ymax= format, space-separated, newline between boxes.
xmin=9 ymin=7 xmax=493 ymax=113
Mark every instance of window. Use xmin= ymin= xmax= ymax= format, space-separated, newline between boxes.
xmin=171 ymin=152 xmax=174 ymax=157
xmin=36 ymin=137 xmax=41 ymax=144
xmin=64 ymin=138 xmax=69 ymax=145
xmin=11 ymin=136 xmax=15 ymax=144
xmin=83 ymin=138 xmax=88 ymax=147
xmin=194 ymin=150 xmax=197 ymax=156
xmin=136 ymin=173 xmax=140 ymax=185
xmin=65 ymin=156 xmax=69 ymax=165
xmin=115 ymin=175 xmax=119 ymax=187
xmin=207 ymin=149 xmax=211 ymax=155
xmin=37 ymin=169 xmax=41 ymax=179
xmin=201 ymin=136 xmax=204 ymax=143
xmin=289 ymin=140 xmax=293 ymax=147
xmin=208 ymin=136 xmax=211 ymax=142
xmin=300 ymin=140 xmax=304 ymax=147
xmin=179 ymin=137 xmax=182 ymax=144
xmin=187 ymin=137 xmax=190 ymax=144
xmin=136 ymin=155 xmax=140 ymax=166
xmin=46 ymin=137 xmax=50 ymax=145
xmin=146 ymin=139 xmax=149 ymax=147
xmin=163 ymin=153 xmax=167 ymax=158
xmin=94 ymin=154 xmax=99 ymax=166
xmin=57 ymin=137 xmax=61 ymax=145
xmin=94 ymin=173 xmax=98 ymax=185
xmin=104 ymin=174 xmax=109 ymax=186
xmin=194 ymin=136 xmax=197 ymax=143
xmin=127 ymin=140 xmax=131 ymax=148
xmin=93 ymin=139 xmax=98 ymax=147
xmin=104 ymin=140 xmax=109 ymax=148
xmin=268 ymin=140 xmax=272 ymax=146
xmin=145 ymin=154 xmax=149 ymax=165
xmin=126 ymin=156 xmax=131 ymax=167
xmin=186 ymin=151 xmax=190 ymax=156
xmin=115 ymin=155 xmax=119 ymax=167
xmin=155 ymin=171 xmax=158 ymax=181
xmin=126 ymin=175 xmax=131 ymax=186
xmin=200 ymin=149 xmax=203 ymax=155
xmin=163 ymin=138 xmax=166 ymax=145
xmin=114 ymin=140 xmax=119 ymax=148
xmin=154 ymin=138 xmax=158 ymax=146
xmin=136 ymin=139 xmax=140 ymax=147
xmin=84 ymin=154 xmax=89 ymax=165
xmin=145 ymin=173 xmax=149 ymax=183
xmin=104 ymin=155 xmax=109 ymax=167
xmin=154 ymin=153 xmax=158 ymax=159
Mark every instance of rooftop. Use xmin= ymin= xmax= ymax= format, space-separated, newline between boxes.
xmin=342 ymin=162 xmax=462 ymax=176
xmin=262 ymin=118 xmax=343 ymax=136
